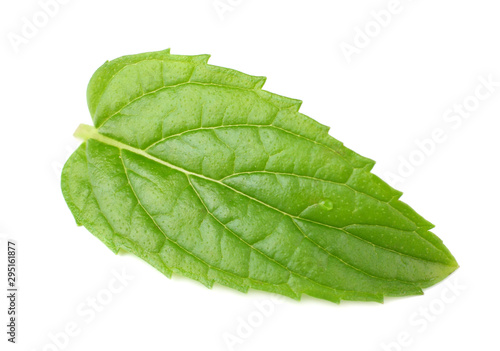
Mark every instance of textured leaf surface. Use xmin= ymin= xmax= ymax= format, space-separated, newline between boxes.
xmin=61 ymin=49 xmax=458 ymax=303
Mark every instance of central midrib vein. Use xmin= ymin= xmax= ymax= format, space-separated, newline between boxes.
xmin=74 ymin=123 xmax=449 ymax=269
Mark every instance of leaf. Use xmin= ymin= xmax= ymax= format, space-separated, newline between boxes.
xmin=61 ymin=49 xmax=458 ymax=303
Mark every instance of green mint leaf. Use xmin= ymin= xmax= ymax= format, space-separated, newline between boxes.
xmin=61 ymin=49 xmax=458 ymax=303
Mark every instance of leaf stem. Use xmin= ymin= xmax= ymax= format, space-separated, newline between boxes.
xmin=74 ymin=124 xmax=98 ymax=141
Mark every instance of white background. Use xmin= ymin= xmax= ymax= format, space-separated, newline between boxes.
xmin=1 ymin=1 xmax=499 ymax=350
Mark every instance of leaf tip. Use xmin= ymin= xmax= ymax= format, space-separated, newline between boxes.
xmin=254 ymin=76 xmax=267 ymax=89
xmin=192 ymin=54 xmax=211 ymax=65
